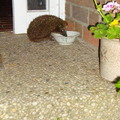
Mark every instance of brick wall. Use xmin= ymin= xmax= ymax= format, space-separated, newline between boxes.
xmin=65 ymin=0 xmax=120 ymax=47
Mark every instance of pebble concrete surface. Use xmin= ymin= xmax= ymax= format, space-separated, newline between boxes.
xmin=0 ymin=32 xmax=120 ymax=120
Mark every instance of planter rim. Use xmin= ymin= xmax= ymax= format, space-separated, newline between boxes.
xmin=101 ymin=37 xmax=120 ymax=43
xmin=101 ymin=37 xmax=120 ymax=41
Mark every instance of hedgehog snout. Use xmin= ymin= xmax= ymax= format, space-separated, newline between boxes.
xmin=57 ymin=25 xmax=67 ymax=37
xmin=60 ymin=28 xmax=67 ymax=37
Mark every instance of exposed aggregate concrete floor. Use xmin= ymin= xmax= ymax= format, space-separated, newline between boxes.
xmin=0 ymin=32 xmax=120 ymax=120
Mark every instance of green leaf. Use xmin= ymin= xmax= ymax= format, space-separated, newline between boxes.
xmin=97 ymin=24 xmax=107 ymax=29
xmin=115 ymin=81 xmax=120 ymax=88
xmin=116 ymin=13 xmax=120 ymax=19
xmin=89 ymin=26 xmax=96 ymax=31
xmin=118 ymin=90 xmax=120 ymax=93
xmin=57 ymin=118 xmax=61 ymax=120
xmin=97 ymin=5 xmax=102 ymax=11
xmin=93 ymin=29 xmax=107 ymax=38
xmin=107 ymin=26 xmax=120 ymax=39
xmin=103 ymin=14 xmax=114 ymax=24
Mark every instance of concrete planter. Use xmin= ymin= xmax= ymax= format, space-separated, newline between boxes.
xmin=100 ymin=37 xmax=120 ymax=81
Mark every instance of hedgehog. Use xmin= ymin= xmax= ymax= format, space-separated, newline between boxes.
xmin=27 ymin=15 xmax=68 ymax=42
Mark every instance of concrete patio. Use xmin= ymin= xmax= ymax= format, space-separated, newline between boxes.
xmin=0 ymin=32 xmax=120 ymax=120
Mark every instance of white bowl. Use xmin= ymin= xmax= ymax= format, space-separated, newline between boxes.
xmin=51 ymin=31 xmax=80 ymax=45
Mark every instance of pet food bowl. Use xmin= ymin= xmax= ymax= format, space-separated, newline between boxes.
xmin=51 ymin=31 xmax=80 ymax=45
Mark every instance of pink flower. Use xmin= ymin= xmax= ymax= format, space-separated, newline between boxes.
xmin=117 ymin=6 xmax=120 ymax=10
xmin=115 ymin=2 xmax=120 ymax=10
xmin=113 ymin=9 xmax=118 ymax=13
xmin=102 ymin=1 xmax=114 ymax=12
xmin=114 ymin=1 xmax=120 ymax=7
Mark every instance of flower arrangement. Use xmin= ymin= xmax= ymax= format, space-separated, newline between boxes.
xmin=89 ymin=0 xmax=120 ymax=39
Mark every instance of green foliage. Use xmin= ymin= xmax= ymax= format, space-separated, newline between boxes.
xmin=107 ymin=26 xmax=120 ymax=39
xmin=116 ymin=13 xmax=120 ymax=19
xmin=89 ymin=17 xmax=120 ymax=39
xmin=115 ymin=79 xmax=120 ymax=93
xmin=103 ymin=14 xmax=113 ymax=24
xmin=57 ymin=118 xmax=61 ymax=120
xmin=89 ymin=0 xmax=120 ymax=39
xmin=89 ymin=23 xmax=109 ymax=39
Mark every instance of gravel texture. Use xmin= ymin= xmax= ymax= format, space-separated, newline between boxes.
xmin=0 ymin=32 xmax=120 ymax=120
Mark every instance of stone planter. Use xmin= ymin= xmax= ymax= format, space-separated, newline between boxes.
xmin=100 ymin=37 xmax=120 ymax=81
